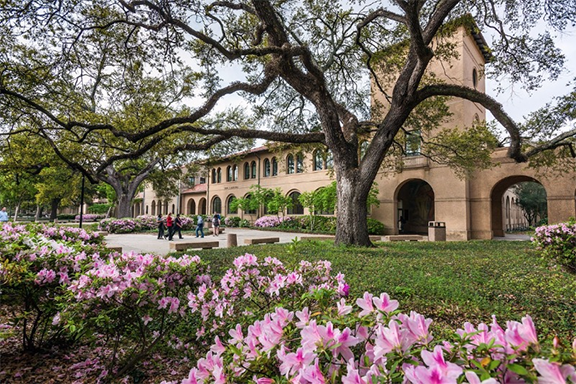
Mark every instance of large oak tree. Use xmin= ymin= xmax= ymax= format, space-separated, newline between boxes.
xmin=1 ymin=0 xmax=575 ymax=245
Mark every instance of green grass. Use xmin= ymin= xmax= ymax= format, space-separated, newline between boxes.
xmin=183 ymin=240 xmax=576 ymax=340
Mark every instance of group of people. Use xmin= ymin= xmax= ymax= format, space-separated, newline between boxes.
xmin=156 ymin=212 xmax=221 ymax=240
xmin=156 ymin=213 xmax=184 ymax=240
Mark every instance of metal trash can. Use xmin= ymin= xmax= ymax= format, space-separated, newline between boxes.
xmin=428 ymin=221 xmax=446 ymax=241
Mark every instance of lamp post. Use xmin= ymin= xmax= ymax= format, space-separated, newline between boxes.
xmin=79 ymin=174 xmax=85 ymax=228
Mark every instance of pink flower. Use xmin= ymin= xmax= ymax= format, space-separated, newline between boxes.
xmin=278 ymin=346 xmax=316 ymax=376
xmin=465 ymin=371 xmax=498 ymax=384
xmin=533 ymin=359 xmax=575 ymax=384
xmin=356 ymin=292 xmax=375 ymax=317
xmin=373 ymin=293 xmax=399 ymax=313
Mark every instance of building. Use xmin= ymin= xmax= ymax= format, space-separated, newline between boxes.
xmin=140 ymin=25 xmax=575 ymax=239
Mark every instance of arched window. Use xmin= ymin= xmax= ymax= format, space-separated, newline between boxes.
xmin=264 ymin=158 xmax=271 ymax=177
xmin=287 ymin=191 xmax=304 ymax=215
xmin=287 ymin=154 xmax=295 ymax=174
xmin=217 ymin=168 xmax=222 ymax=183
xmin=244 ymin=162 xmax=250 ymax=179
xmin=325 ymin=150 xmax=334 ymax=169
xmin=251 ymin=161 xmax=257 ymax=178
xmin=212 ymin=168 xmax=217 ymax=183
xmin=158 ymin=201 xmax=162 ymax=215
xmin=145 ymin=205 xmax=149 ymax=215
xmin=172 ymin=204 xmax=175 ymax=214
xmin=188 ymin=199 xmax=196 ymax=215
xmin=164 ymin=201 xmax=170 ymax=214
xmin=227 ymin=166 xmax=233 ymax=181
xmin=313 ymin=150 xmax=323 ymax=171
xmin=233 ymin=165 xmax=238 ymax=181
xmin=296 ymin=154 xmax=303 ymax=173
xmin=360 ymin=141 xmax=369 ymax=160
xmin=245 ymin=194 xmax=257 ymax=214
xmin=212 ymin=196 xmax=222 ymax=214
xmin=227 ymin=196 xmax=238 ymax=214
xmin=151 ymin=201 xmax=156 ymax=215
xmin=472 ymin=68 xmax=478 ymax=88
xmin=272 ymin=157 xmax=278 ymax=176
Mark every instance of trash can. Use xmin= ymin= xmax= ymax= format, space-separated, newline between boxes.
xmin=428 ymin=221 xmax=446 ymax=241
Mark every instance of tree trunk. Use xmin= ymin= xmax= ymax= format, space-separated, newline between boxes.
xmin=34 ymin=205 xmax=43 ymax=222
xmin=334 ymin=170 xmax=372 ymax=247
xmin=116 ymin=193 xmax=134 ymax=218
xmin=13 ymin=200 xmax=21 ymax=222
xmin=49 ymin=198 xmax=60 ymax=222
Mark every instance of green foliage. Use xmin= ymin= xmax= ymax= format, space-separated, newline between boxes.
xmin=514 ymin=182 xmax=548 ymax=226
xmin=533 ymin=222 xmax=576 ymax=273
xmin=197 ymin=240 xmax=576 ymax=339
xmin=87 ymin=203 xmax=113 ymax=214
xmin=367 ymin=218 xmax=385 ymax=235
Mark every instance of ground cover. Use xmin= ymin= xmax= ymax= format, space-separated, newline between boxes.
xmin=194 ymin=240 xmax=576 ymax=341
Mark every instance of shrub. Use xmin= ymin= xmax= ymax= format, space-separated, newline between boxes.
xmin=367 ymin=217 xmax=385 ymax=235
xmin=98 ymin=215 xmax=197 ymax=233
xmin=254 ymin=215 xmax=293 ymax=228
xmin=239 ymin=218 xmax=250 ymax=227
xmin=532 ymin=221 xmax=576 ymax=272
xmin=224 ymin=216 xmax=241 ymax=227
xmin=175 ymin=293 xmax=576 ymax=384
xmin=56 ymin=214 xmax=76 ymax=221
xmin=74 ymin=213 xmax=106 ymax=222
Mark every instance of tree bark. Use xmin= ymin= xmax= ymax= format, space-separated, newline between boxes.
xmin=34 ymin=205 xmax=43 ymax=222
xmin=334 ymin=167 xmax=372 ymax=247
xmin=49 ymin=198 xmax=60 ymax=222
xmin=116 ymin=192 xmax=135 ymax=219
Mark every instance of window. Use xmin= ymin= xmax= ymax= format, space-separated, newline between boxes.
xmin=245 ymin=194 xmax=257 ymax=214
xmin=200 ymin=177 xmax=206 ymax=184
xmin=251 ymin=161 xmax=257 ymax=179
xmin=360 ymin=141 xmax=369 ymax=160
xmin=172 ymin=204 xmax=175 ymax=214
xmin=227 ymin=166 xmax=232 ymax=181
xmin=211 ymin=169 xmax=217 ymax=183
xmin=313 ymin=150 xmax=323 ymax=171
xmin=151 ymin=201 xmax=156 ymax=215
xmin=287 ymin=154 xmax=295 ymax=174
xmin=212 ymin=196 xmax=222 ymax=214
xmin=233 ymin=165 xmax=238 ymax=181
xmin=325 ymin=151 xmax=334 ymax=169
xmin=145 ymin=205 xmax=149 ymax=214
xmin=244 ymin=162 xmax=250 ymax=179
xmin=264 ymin=158 xmax=271 ymax=177
xmin=405 ymin=130 xmax=422 ymax=156
xmin=272 ymin=157 xmax=278 ymax=176
xmin=227 ymin=196 xmax=237 ymax=214
xmin=217 ymin=168 xmax=221 ymax=183
xmin=296 ymin=154 xmax=303 ymax=173
xmin=189 ymin=176 xmax=196 ymax=186
xmin=472 ymin=68 xmax=478 ymax=88
xmin=287 ymin=192 xmax=304 ymax=215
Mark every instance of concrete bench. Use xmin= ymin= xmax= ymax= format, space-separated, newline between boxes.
xmin=384 ymin=235 xmax=426 ymax=242
xmin=244 ymin=237 xmax=280 ymax=245
xmin=170 ymin=241 xmax=219 ymax=251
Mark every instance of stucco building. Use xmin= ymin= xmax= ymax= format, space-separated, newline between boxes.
xmin=139 ymin=26 xmax=575 ymax=240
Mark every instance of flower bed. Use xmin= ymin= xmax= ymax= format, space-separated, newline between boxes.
xmin=533 ymin=221 xmax=576 ymax=272
xmin=98 ymin=215 xmax=197 ymax=233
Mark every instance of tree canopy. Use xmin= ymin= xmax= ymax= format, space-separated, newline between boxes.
xmin=1 ymin=0 xmax=575 ymax=244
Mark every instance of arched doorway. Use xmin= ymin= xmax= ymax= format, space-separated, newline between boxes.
xmin=490 ymin=176 xmax=547 ymax=237
xmin=395 ymin=179 xmax=435 ymax=235
xmin=151 ymin=201 xmax=156 ymax=216
xmin=199 ymin=198 xmax=207 ymax=215
xmin=188 ymin=199 xmax=196 ymax=215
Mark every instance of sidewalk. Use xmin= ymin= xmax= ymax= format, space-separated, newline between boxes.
xmin=103 ymin=228 xmax=309 ymax=255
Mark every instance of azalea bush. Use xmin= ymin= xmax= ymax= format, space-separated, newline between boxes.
xmin=255 ymin=215 xmax=293 ymax=228
xmin=171 ymin=292 xmax=576 ymax=384
xmin=98 ymin=215 xmax=196 ymax=233
xmin=75 ymin=213 xmax=106 ymax=222
xmin=0 ymin=222 xmax=104 ymax=351
xmin=532 ymin=221 xmax=576 ymax=272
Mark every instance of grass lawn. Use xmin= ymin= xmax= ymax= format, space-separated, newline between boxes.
xmin=191 ymin=240 xmax=576 ymax=341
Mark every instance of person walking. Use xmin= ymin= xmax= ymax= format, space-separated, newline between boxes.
xmin=195 ymin=215 xmax=204 ymax=238
xmin=0 ymin=207 xmax=8 ymax=223
xmin=156 ymin=214 xmax=165 ymax=239
xmin=166 ymin=213 xmax=174 ymax=240
xmin=174 ymin=213 xmax=184 ymax=239
xmin=212 ymin=212 xmax=221 ymax=236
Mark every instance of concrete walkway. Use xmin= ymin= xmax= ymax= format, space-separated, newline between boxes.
xmin=103 ymin=228 xmax=311 ymax=255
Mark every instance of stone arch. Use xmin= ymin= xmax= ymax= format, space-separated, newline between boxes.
xmin=490 ymin=175 xmax=546 ymax=237
xmin=287 ymin=190 xmax=304 ymax=215
xmin=394 ymin=179 xmax=435 ymax=235
xmin=188 ymin=199 xmax=196 ymax=215
xmin=212 ymin=195 xmax=222 ymax=214
xmin=227 ymin=194 xmax=238 ymax=214
xmin=198 ymin=198 xmax=207 ymax=215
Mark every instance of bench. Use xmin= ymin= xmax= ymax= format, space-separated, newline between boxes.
xmin=95 ymin=231 xmax=109 ymax=237
xmin=169 ymin=241 xmax=219 ymax=251
xmin=244 ymin=237 xmax=280 ymax=245
xmin=300 ymin=236 xmax=335 ymax=241
xmin=106 ymin=246 xmax=123 ymax=252
xmin=384 ymin=235 xmax=426 ymax=242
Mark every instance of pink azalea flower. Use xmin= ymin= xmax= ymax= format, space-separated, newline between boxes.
xmin=533 ymin=359 xmax=574 ymax=384
xmin=373 ymin=293 xmax=399 ymax=313
xmin=356 ymin=292 xmax=375 ymax=317
xmin=278 ymin=346 xmax=316 ymax=376
xmin=465 ymin=371 xmax=498 ymax=384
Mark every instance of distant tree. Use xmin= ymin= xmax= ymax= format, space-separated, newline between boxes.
xmin=514 ymin=182 xmax=548 ymax=227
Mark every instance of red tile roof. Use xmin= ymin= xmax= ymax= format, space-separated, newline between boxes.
xmin=182 ymin=183 xmax=207 ymax=194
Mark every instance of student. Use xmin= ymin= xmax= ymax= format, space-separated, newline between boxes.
xmin=195 ymin=215 xmax=204 ymax=238
xmin=166 ymin=213 xmax=174 ymax=240
xmin=174 ymin=213 xmax=184 ymax=239
xmin=0 ymin=207 xmax=8 ymax=223
xmin=156 ymin=214 xmax=165 ymax=239
xmin=212 ymin=212 xmax=221 ymax=236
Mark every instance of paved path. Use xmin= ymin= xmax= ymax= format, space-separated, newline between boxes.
xmin=103 ymin=228 xmax=310 ymax=255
